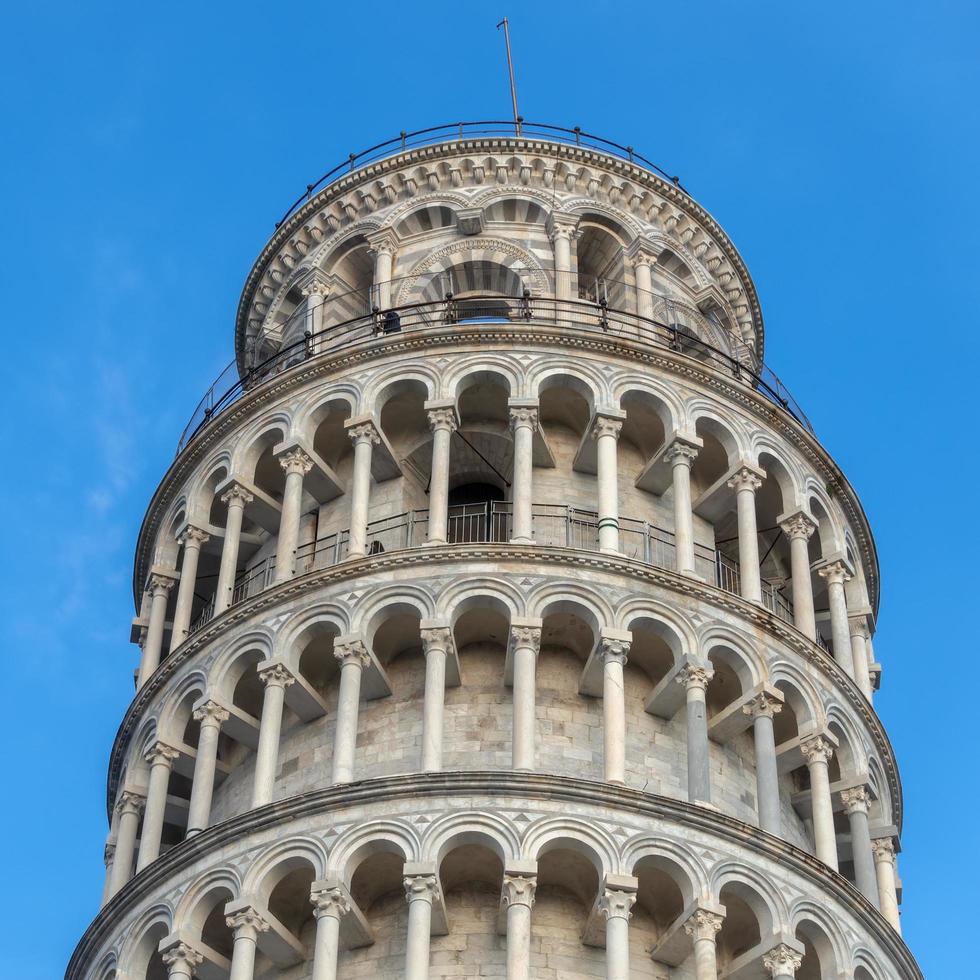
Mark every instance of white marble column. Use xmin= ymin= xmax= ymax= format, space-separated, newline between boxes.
xmin=302 ymin=279 xmax=330 ymax=344
xmin=138 ymin=570 xmax=177 ymax=687
xmin=186 ymin=700 xmax=229 ymax=835
xmin=548 ymin=216 xmax=575 ymax=300
xmin=779 ymin=512 xmax=817 ymax=641
xmin=136 ymin=742 xmax=179 ymax=870
xmin=252 ymin=663 xmax=295 ymax=808
xmin=631 ymin=253 xmax=655 ymax=320
xmin=841 ymin=786 xmax=880 ymax=906
xmin=420 ymin=624 xmax=451 ymax=772
xmin=425 ymin=403 xmax=458 ymax=545
xmin=215 ymin=484 xmax=254 ymax=615
xmin=332 ymin=638 xmax=371 ymax=784
xmin=593 ymin=412 xmax=625 ymax=554
xmin=818 ymin=560 xmax=854 ymax=674
xmin=404 ymin=871 xmax=438 ymax=980
xmin=599 ymin=886 xmax=637 ymax=980
xmin=226 ymin=906 xmax=270 ymax=980
xmin=107 ymin=790 xmax=144 ymax=897
xmin=509 ymin=402 xmax=538 ymax=544
xmin=161 ymin=942 xmax=203 ymax=980
xmin=801 ymin=735 xmax=838 ymax=870
xmin=274 ymin=448 xmax=314 ymax=582
xmin=169 ymin=526 xmax=209 ymax=652
xmin=600 ymin=633 xmax=631 ymax=784
xmin=677 ymin=662 xmax=714 ymax=804
xmin=743 ymin=692 xmax=782 ymax=835
xmin=683 ymin=909 xmax=724 ymax=980
xmin=763 ymin=944 xmax=803 ymax=978
xmin=311 ymin=885 xmax=351 ymax=980
xmin=848 ymin=616 xmax=874 ymax=700
xmin=501 ymin=870 xmax=537 ymax=980
xmin=510 ymin=620 xmax=543 ymax=771
xmin=101 ymin=837 xmax=116 ymax=907
xmin=871 ymin=838 xmax=902 ymax=934
xmin=368 ymin=234 xmax=396 ymax=309
xmin=727 ymin=466 xmax=764 ymax=602
xmin=665 ymin=439 xmax=700 ymax=576
xmin=345 ymin=421 xmax=380 ymax=559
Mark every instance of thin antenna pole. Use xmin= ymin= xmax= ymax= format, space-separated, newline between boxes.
xmin=496 ymin=17 xmax=521 ymax=135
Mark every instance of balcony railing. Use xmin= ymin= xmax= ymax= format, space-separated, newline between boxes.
xmin=187 ymin=502 xmax=794 ymax=634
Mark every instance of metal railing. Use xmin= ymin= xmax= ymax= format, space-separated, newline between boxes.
xmin=178 ymin=288 xmax=810 ymax=455
xmin=186 ymin=502 xmax=795 ymax=633
xmin=274 ymin=120 xmax=687 ymax=229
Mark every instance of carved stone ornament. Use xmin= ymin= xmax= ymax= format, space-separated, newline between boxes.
xmin=225 ymin=906 xmax=270 ymax=936
xmin=600 ymin=637 xmax=631 ymax=666
xmin=500 ymin=873 xmax=537 ymax=909
xmin=115 ymin=790 xmax=146 ymax=817
xmin=420 ymin=626 xmax=453 ymax=655
xmin=598 ymin=887 xmax=637 ymax=921
xmin=178 ymin=525 xmax=210 ymax=548
xmin=727 ymin=467 xmax=763 ymax=494
xmin=278 ymin=447 xmax=315 ymax=475
xmin=871 ymin=838 xmax=896 ymax=865
xmin=333 ymin=639 xmax=371 ymax=669
xmin=779 ymin=513 xmax=817 ymax=541
xmin=257 ymin=662 xmax=296 ymax=689
xmin=220 ymin=483 xmax=255 ymax=508
xmin=818 ymin=560 xmax=851 ymax=587
xmin=403 ymin=873 xmax=439 ymax=902
xmin=509 ymin=406 xmax=539 ymax=432
xmin=683 ymin=908 xmax=724 ymax=942
xmin=840 ymin=786 xmax=871 ymax=815
xmin=144 ymin=742 xmax=180 ymax=767
xmin=509 ymin=625 xmax=542 ymax=651
xmin=762 ymin=943 xmax=803 ymax=976
xmin=427 ymin=407 xmax=458 ymax=433
xmin=161 ymin=942 xmax=204 ymax=971
xmin=149 ymin=572 xmax=177 ymax=595
xmin=591 ymin=416 xmax=624 ymax=441
xmin=676 ymin=662 xmax=714 ymax=691
xmin=347 ymin=422 xmax=381 ymax=447
xmin=664 ymin=440 xmax=699 ymax=467
xmin=192 ymin=700 xmax=230 ymax=727
xmin=800 ymin=735 xmax=835 ymax=766
xmin=311 ymin=886 xmax=352 ymax=919
xmin=742 ymin=692 xmax=783 ymax=720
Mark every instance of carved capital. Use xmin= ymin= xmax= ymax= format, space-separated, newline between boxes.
xmin=404 ymin=873 xmax=439 ymax=903
xmin=818 ymin=560 xmax=851 ymax=587
xmin=763 ymin=943 xmax=803 ymax=977
xmin=193 ymin=699 xmax=230 ymax=728
xmin=509 ymin=624 xmax=542 ymax=652
xmin=333 ymin=639 xmax=371 ymax=669
xmin=420 ymin=626 xmax=453 ymax=656
xmin=301 ymin=279 xmax=331 ymax=300
xmin=598 ymin=888 xmax=636 ymax=921
xmin=871 ymin=838 xmax=896 ymax=865
xmin=727 ymin=466 xmax=763 ymax=494
xmin=148 ymin=572 xmax=177 ymax=595
xmin=600 ymin=636 xmax=631 ymax=667
xmin=103 ymin=840 xmax=116 ymax=866
xmin=178 ymin=524 xmax=210 ymax=548
xmin=145 ymin=741 xmax=180 ymax=767
xmin=115 ymin=789 xmax=146 ymax=818
xmin=225 ymin=906 xmax=270 ymax=937
xmin=779 ymin=512 xmax=817 ymax=541
xmin=800 ymin=735 xmax=835 ymax=766
xmin=591 ymin=416 xmax=623 ymax=441
xmin=347 ymin=422 xmax=381 ymax=447
xmin=427 ymin=407 xmax=458 ymax=433
xmin=742 ymin=691 xmax=783 ymax=720
xmin=278 ymin=447 xmax=314 ymax=476
xmin=220 ymin=483 xmax=254 ymax=508
xmin=683 ymin=908 xmax=724 ymax=942
xmin=664 ymin=440 xmax=699 ymax=468
xmin=501 ymin=872 xmax=537 ymax=909
xmin=848 ymin=616 xmax=871 ymax=640
xmin=311 ymin=885 xmax=351 ymax=920
xmin=840 ymin=785 xmax=871 ymax=815
xmin=676 ymin=662 xmax=714 ymax=692
xmin=509 ymin=406 xmax=539 ymax=432
xmin=257 ymin=662 xmax=296 ymax=689
xmin=161 ymin=942 xmax=203 ymax=972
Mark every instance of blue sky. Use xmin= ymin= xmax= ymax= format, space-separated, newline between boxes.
xmin=1 ymin=2 xmax=976 ymax=976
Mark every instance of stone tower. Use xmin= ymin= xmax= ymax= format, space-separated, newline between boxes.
xmin=68 ymin=124 xmax=919 ymax=980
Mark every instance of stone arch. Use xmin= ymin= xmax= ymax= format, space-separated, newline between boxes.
xmin=157 ymin=670 xmax=209 ymax=745
xmin=289 ymin=385 xmax=359 ymax=447
xmin=791 ymin=900 xmax=848 ymax=978
xmin=710 ymin=862 xmax=784 ymax=937
xmin=364 ymin=367 xmax=437 ymax=415
xmin=391 ymin=201 xmax=458 ymax=239
xmin=619 ymin=600 xmax=696 ymax=660
xmin=187 ymin=453 xmax=232 ymax=526
xmin=560 ymin=199 xmax=643 ymax=242
xmin=331 ymin=820 xmax=421 ymax=885
xmin=852 ymin=947 xmax=885 ymax=979
xmin=689 ymin=401 xmax=748 ymax=464
xmin=699 ymin=625 xmax=763 ymax=690
xmin=209 ymin=629 xmax=276 ymax=704
xmin=376 ymin=191 xmax=472 ymax=235
xmin=437 ymin=579 xmax=525 ymax=623
xmin=767 ymin=662 xmax=821 ymax=733
xmin=92 ymin=949 xmax=119 ymax=980
xmin=530 ymin=364 xmax=604 ymax=409
xmin=448 ymin=360 xmax=518 ymax=403
xmin=622 ymin=837 xmax=708 ymax=906
xmin=174 ymin=866 xmax=242 ymax=937
xmin=614 ymin=375 xmax=682 ymax=447
xmin=276 ymin=602 xmax=349 ymax=674
xmin=806 ymin=488 xmax=841 ymax=559
xmin=529 ymin=583 xmax=611 ymax=641
xmin=118 ymin=902 xmax=173 ymax=978
xmin=825 ymin=705 xmax=867 ymax=778
xmin=421 ymin=810 xmax=522 ymax=867
xmin=521 ymin=816 xmax=617 ymax=874
xmin=242 ymin=835 xmax=329 ymax=903
xmin=753 ymin=440 xmax=804 ymax=513
xmin=231 ymin=415 xmax=291 ymax=482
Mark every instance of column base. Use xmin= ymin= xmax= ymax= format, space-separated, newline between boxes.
xmin=509 ymin=537 xmax=535 ymax=546
xmin=600 ymin=547 xmax=622 ymax=556
xmin=423 ymin=539 xmax=447 ymax=548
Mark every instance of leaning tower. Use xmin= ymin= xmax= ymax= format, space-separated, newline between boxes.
xmin=68 ymin=124 xmax=920 ymax=980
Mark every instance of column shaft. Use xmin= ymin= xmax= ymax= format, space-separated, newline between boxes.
xmin=666 ymin=442 xmax=699 ymax=576
xmin=872 ymin=841 xmax=902 ymax=934
xmin=312 ymin=911 xmax=343 ymax=980
xmin=511 ymin=625 xmax=541 ymax=771
xmin=215 ymin=487 xmax=252 ymax=615
xmin=693 ymin=937 xmax=719 ymax=980
xmin=633 ymin=259 xmax=654 ymax=319
xmin=275 ymin=453 xmax=311 ymax=582
xmin=600 ymin=637 xmax=630 ymax=784
xmin=332 ymin=645 xmax=368 ymax=784
xmin=505 ymin=903 xmax=532 ymax=980
xmin=728 ymin=469 xmax=763 ymax=602
xmin=553 ymin=230 xmax=572 ymax=299
xmin=421 ymin=643 xmax=447 ymax=772
xmin=136 ymin=746 xmax=177 ymax=870
xmin=228 ymin=933 xmax=258 ymax=980
xmin=138 ymin=575 xmax=174 ymax=687
xmin=782 ymin=514 xmax=817 ymax=640
xmin=404 ymin=892 xmax=434 ymax=980
xmin=252 ymin=667 xmax=293 ymax=808
xmin=803 ymin=739 xmax=838 ymax=870
xmin=849 ymin=620 xmax=874 ymax=699
xmin=820 ymin=562 xmax=854 ymax=673
xmin=605 ymin=915 xmax=630 ymax=980
xmin=346 ymin=426 xmax=378 ymax=557
xmin=107 ymin=794 xmax=143 ymax=897
xmin=842 ymin=789 xmax=880 ymax=906
xmin=170 ymin=529 xmax=207 ymax=651
xmin=509 ymin=408 xmax=536 ymax=544
xmin=679 ymin=665 xmax=713 ymax=804
xmin=594 ymin=416 xmax=623 ymax=553
xmin=752 ymin=710 xmax=781 ymax=835
xmin=426 ymin=408 xmax=456 ymax=544
xmin=186 ymin=703 xmax=227 ymax=835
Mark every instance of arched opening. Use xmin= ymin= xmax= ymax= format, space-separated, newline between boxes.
xmin=634 ymin=855 xmax=690 ymax=971
xmin=342 ymin=848 xmax=410 ymax=973
xmin=575 ymin=218 xmax=629 ymax=308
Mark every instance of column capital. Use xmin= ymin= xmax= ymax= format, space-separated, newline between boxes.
xmin=178 ymin=524 xmax=210 ymax=548
xmin=148 ymin=569 xmax=179 ymax=595
xmin=800 ymin=734 xmax=836 ymax=766
xmin=193 ymin=699 xmax=230 ymax=727
xmin=220 ymin=482 xmax=254 ymax=508
xmin=546 ymin=211 xmax=579 ymax=242
xmin=676 ymin=661 xmax=714 ymax=692
xmin=115 ymin=789 xmax=146 ymax=818
xmin=683 ymin=907 xmax=724 ymax=942
xmin=599 ymin=632 xmax=631 ymax=666
xmin=508 ymin=404 xmax=539 ymax=433
xmin=311 ymin=884 xmax=352 ymax=920
xmin=598 ymin=887 xmax=637 ymax=921
xmin=420 ymin=624 xmax=453 ymax=655
xmin=333 ymin=636 xmax=371 ymax=669
xmin=508 ymin=619 xmax=542 ymax=655
xmin=591 ymin=412 xmax=625 ymax=441
xmin=763 ymin=943 xmax=803 ymax=977
xmin=225 ymin=904 xmax=270 ymax=938
xmin=664 ymin=437 xmax=700 ymax=468
xmin=727 ymin=464 xmax=764 ymax=494
xmin=366 ymin=228 xmax=399 ymax=256
xmin=779 ymin=510 xmax=817 ymax=541
xmin=257 ymin=661 xmax=297 ymax=690
xmin=848 ymin=615 xmax=871 ymax=640
xmin=103 ymin=840 xmax=117 ymax=866
xmin=277 ymin=446 xmax=315 ymax=476
xmin=818 ymin=559 xmax=851 ymax=586
xmin=403 ymin=872 xmax=439 ymax=903
xmin=345 ymin=419 xmax=382 ymax=447
xmin=871 ymin=837 xmax=897 ymax=865
xmin=840 ymin=785 xmax=871 ymax=815
xmin=426 ymin=407 xmax=458 ymax=433
xmin=742 ymin=690 xmax=784 ymax=720
xmin=301 ymin=277 xmax=331 ymax=300
xmin=501 ymin=872 xmax=537 ymax=910
xmin=160 ymin=942 xmax=204 ymax=973
xmin=144 ymin=741 xmax=180 ymax=767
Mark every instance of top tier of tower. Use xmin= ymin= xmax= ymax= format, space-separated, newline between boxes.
xmin=234 ymin=129 xmax=764 ymax=376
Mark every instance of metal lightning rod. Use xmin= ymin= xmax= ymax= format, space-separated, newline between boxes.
xmin=496 ymin=17 xmax=522 ymax=136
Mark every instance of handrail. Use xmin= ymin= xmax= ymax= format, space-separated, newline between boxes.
xmin=176 ymin=291 xmax=812 ymax=455
xmin=274 ymin=120 xmax=687 ymax=229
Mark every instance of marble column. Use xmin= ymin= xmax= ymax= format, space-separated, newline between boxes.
xmin=403 ymin=872 xmax=438 ymax=980
xmin=801 ymin=736 xmax=838 ymax=870
xmin=345 ymin=421 xmax=380 ymax=558
xmin=252 ymin=663 xmax=295 ymax=808
xmin=332 ymin=638 xmax=371 ymax=784
xmin=599 ymin=887 xmax=637 ymax=980
xmin=368 ymin=234 xmax=396 ymax=310
xmin=677 ymin=662 xmax=714 ymax=804
xmin=727 ymin=466 xmax=764 ymax=602
xmin=509 ymin=403 xmax=538 ymax=544
xmin=818 ymin=560 xmax=854 ymax=674
xmin=136 ymin=742 xmax=179 ymax=870
xmin=848 ymin=616 xmax=874 ymax=700
xmin=425 ymin=404 xmax=457 ymax=545
xmin=665 ymin=439 xmax=700 ymax=576
xmin=871 ymin=838 xmax=902 ymax=934
xmin=302 ymin=279 xmax=330 ymax=345
xmin=501 ymin=870 xmax=537 ymax=980
xmin=763 ymin=944 xmax=803 ymax=978
xmin=186 ymin=700 xmax=229 ymax=835
xmin=161 ymin=943 xmax=204 ymax=980
xmin=548 ymin=216 xmax=575 ymax=300
xmin=310 ymin=885 xmax=351 ymax=980
xmin=226 ymin=906 xmax=270 ymax=980
xmin=593 ymin=413 xmax=625 ymax=554
xmin=510 ymin=621 xmax=543 ymax=771
xmin=138 ymin=570 xmax=177 ymax=687
xmin=169 ymin=526 xmax=210 ymax=652
xmin=631 ymin=253 xmax=655 ymax=320
xmin=101 ymin=837 xmax=116 ymax=907
xmin=274 ymin=448 xmax=314 ymax=582
xmin=420 ymin=625 xmax=452 ymax=772
xmin=841 ymin=786 xmax=880 ymax=906
xmin=107 ymin=790 xmax=144 ymax=897
xmin=215 ymin=484 xmax=254 ymax=615
xmin=779 ymin=512 xmax=817 ymax=641
xmin=683 ymin=909 xmax=724 ymax=980
xmin=600 ymin=633 xmax=631 ymax=784
xmin=743 ymin=692 xmax=783 ymax=835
